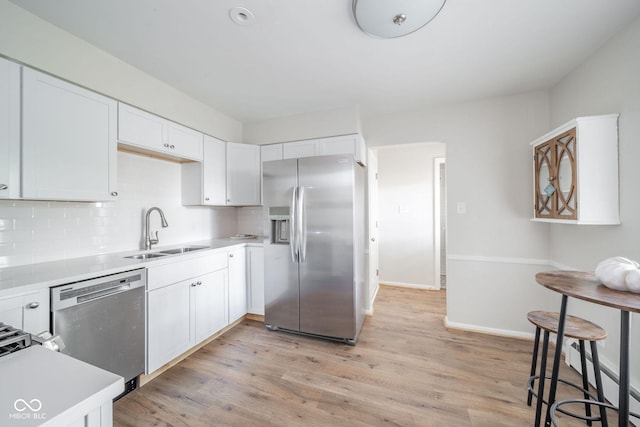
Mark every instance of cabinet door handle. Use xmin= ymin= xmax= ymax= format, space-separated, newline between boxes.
xmin=229 ymin=253 xmax=234 ymax=258
xmin=205 ymin=197 xmax=210 ymax=201
xmin=111 ymin=191 xmax=118 ymax=196
xmin=163 ymin=143 xmax=170 ymax=148
xmin=27 ymin=302 xmax=40 ymax=309
xmin=169 ymin=145 xmax=175 ymax=149
xmin=197 ymin=281 xmax=202 ymax=286
xmin=0 ymin=184 xmax=7 ymax=190
xmin=191 ymin=283 xmax=197 ymax=287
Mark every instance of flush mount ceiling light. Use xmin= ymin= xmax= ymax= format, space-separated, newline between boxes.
xmin=353 ymin=0 xmax=446 ymax=38
xmin=229 ymin=6 xmax=256 ymax=26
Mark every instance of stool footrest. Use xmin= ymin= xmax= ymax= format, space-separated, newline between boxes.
xmin=527 ymin=375 xmax=601 ymax=409
xmin=550 ymin=398 xmax=640 ymax=427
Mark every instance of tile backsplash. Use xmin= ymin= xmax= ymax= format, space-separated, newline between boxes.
xmin=0 ymin=151 xmax=238 ymax=267
xmin=237 ymin=206 xmax=263 ymax=236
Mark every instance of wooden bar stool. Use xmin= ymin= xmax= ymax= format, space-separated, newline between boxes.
xmin=526 ymin=311 xmax=608 ymax=426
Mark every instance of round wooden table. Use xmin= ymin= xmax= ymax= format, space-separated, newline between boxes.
xmin=536 ymin=270 xmax=640 ymax=427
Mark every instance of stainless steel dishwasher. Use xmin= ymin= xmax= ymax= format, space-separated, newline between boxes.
xmin=51 ymin=268 xmax=146 ymax=397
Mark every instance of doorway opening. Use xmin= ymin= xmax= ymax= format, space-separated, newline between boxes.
xmin=369 ymin=143 xmax=446 ymax=291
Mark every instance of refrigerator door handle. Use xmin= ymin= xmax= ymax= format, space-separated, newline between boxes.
xmin=289 ymin=186 xmax=298 ymax=263
xmin=298 ymin=186 xmax=307 ymax=262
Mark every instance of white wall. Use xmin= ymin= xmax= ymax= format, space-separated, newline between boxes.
xmin=363 ymin=91 xmax=555 ymax=335
xmin=243 ymin=105 xmax=361 ymax=144
xmin=376 ymin=143 xmax=445 ymax=288
xmin=0 ymin=0 xmax=242 ymax=142
xmin=549 ymin=16 xmax=640 ymax=390
xmin=0 ymin=152 xmax=237 ymax=267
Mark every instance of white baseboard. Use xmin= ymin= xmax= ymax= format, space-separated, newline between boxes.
xmin=380 ymin=281 xmax=439 ymax=290
xmin=444 ymin=316 xmax=535 ymax=340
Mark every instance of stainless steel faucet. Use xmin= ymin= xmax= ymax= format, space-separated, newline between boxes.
xmin=145 ymin=207 xmax=169 ymax=250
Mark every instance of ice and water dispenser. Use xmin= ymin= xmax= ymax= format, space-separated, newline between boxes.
xmin=269 ymin=206 xmax=290 ymax=244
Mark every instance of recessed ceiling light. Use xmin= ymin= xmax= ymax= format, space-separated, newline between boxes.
xmin=229 ymin=6 xmax=256 ymax=26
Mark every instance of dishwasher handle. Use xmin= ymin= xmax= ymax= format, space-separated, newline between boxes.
xmin=76 ymin=283 xmax=132 ymax=304
xmin=52 ymin=269 xmax=146 ymax=311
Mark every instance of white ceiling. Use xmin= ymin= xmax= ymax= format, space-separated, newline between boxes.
xmin=9 ymin=0 xmax=640 ymax=122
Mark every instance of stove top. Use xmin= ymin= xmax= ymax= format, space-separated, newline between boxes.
xmin=0 ymin=323 xmax=33 ymax=357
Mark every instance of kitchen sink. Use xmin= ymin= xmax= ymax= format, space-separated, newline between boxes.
xmin=159 ymin=246 xmax=209 ymax=255
xmin=124 ymin=253 xmax=168 ymax=260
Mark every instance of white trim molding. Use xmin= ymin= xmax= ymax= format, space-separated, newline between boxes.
xmin=447 ymin=254 xmax=577 ymax=271
xmin=444 ymin=316 xmax=536 ymax=340
xmin=381 ymin=281 xmax=439 ymax=290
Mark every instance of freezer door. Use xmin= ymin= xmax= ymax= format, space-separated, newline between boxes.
xmin=263 ymin=159 xmax=300 ymax=331
xmin=298 ymin=155 xmax=356 ymax=339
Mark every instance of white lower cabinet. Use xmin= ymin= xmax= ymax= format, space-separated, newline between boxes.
xmin=247 ymin=247 xmax=265 ymax=315
xmin=228 ymin=248 xmax=247 ymax=323
xmin=147 ymin=279 xmax=191 ymax=374
xmin=0 ymin=288 xmax=49 ymax=334
xmin=191 ymin=269 xmax=227 ymax=345
xmin=146 ymin=252 xmax=228 ymax=374
xmin=146 ymin=247 xmax=255 ymax=374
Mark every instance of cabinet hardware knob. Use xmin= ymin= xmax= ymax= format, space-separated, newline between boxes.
xmin=170 ymin=145 xmax=175 ymax=149
xmin=205 ymin=197 xmax=210 ymax=201
xmin=111 ymin=191 xmax=118 ymax=196
xmin=27 ymin=302 xmax=39 ymax=309
xmin=191 ymin=283 xmax=197 ymax=287
xmin=163 ymin=143 xmax=170 ymax=148
xmin=371 ymin=237 xmax=376 ymax=242
xmin=227 ymin=199 xmax=231 ymax=203
xmin=229 ymin=253 xmax=234 ymax=258
xmin=197 ymin=281 xmax=202 ymax=286
xmin=0 ymin=184 xmax=7 ymax=190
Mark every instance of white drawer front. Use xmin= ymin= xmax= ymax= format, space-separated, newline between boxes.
xmin=147 ymin=252 xmax=228 ymax=291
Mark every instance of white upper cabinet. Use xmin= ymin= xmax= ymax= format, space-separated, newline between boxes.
xmin=22 ymin=68 xmax=118 ymax=201
xmin=183 ymin=138 xmax=260 ymax=206
xmin=227 ymin=142 xmax=261 ymax=206
xmin=317 ymin=134 xmax=366 ymax=165
xmin=203 ymin=136 xmax=227 ymax=205
xmin=118 ymin=103 xmax=203 ymax=162
xmin=531 ymin=114 xmax=620 ymax=224
xmin=0 ymin=57 xmax=20 ymax=199
xmin=260 ymin=144 xmax=283 ymax=162
xmin=279 ymin=134 xmax=367 ymax=165
xmin=182 ymin=135 xmax=226 ymax=205
xmin=283 ymin=139 xmax=318 ymax=159
xmin=166 ymin=121 xmax=204 ymax=160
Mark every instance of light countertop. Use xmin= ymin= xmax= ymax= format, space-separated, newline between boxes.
xmin=0 ymin=238 xmax=263 ymax=298
xmin=0 ymin=345 xmax=123 ymax=426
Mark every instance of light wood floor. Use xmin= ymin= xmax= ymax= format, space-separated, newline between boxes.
xmin=114 ymin=285 xmax=619 ymax=426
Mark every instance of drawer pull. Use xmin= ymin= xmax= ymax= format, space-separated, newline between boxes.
xmin=27 ymin=302 xmax=40 ymax=309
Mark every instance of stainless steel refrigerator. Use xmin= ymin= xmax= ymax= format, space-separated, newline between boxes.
xmin=263 ymin=154 xmax=366 ymax=344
